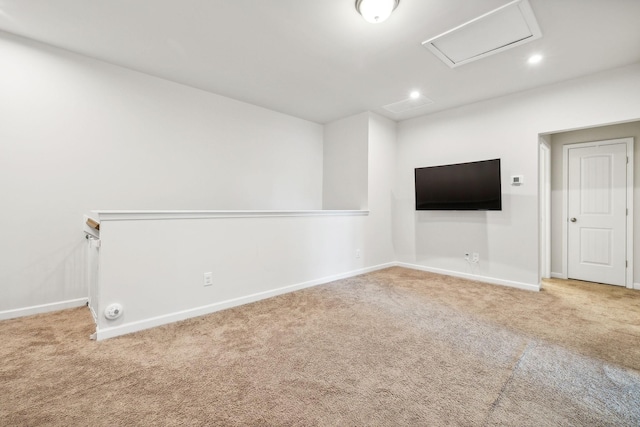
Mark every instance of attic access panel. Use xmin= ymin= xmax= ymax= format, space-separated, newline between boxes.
xmin=423 ymin=0 xmax=542 ymax=68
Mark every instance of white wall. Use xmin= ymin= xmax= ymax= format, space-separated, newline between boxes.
xmin=365 ymin=113 xmax=397 ymax=266
xmin=93 ymin=112 xmax=397 ymax=339
xmin=94 ymin=211 xmax=382 ymax=339
xmin=322 ymin=112 xmax=369 ymax=210
xmin=549 ymin=121 xmax=640 ymax=284
xmin=322 ymin=111 xmax=396 ymax=264
xmin=0 ymin=32 xmax=323 ymax=316
xmin=394 ymin=64 xmax=640 ymax=289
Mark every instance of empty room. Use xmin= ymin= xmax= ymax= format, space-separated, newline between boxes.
xmin=1 ymin=0 xmax=639 ymax=425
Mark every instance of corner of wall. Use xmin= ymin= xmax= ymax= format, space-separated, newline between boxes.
xmin=322 ymin=112 xmax=370 ymax=210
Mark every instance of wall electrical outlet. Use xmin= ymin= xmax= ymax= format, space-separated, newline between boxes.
xmin=203 ymin=272 xmax=213 ymax=287
xmin=356 ymin=249 xmax=361 ymax=259
xmin=464 ymin=253 xmax=470 ymax=261
xmin=472 ymin=253 xmax=480 ymax=263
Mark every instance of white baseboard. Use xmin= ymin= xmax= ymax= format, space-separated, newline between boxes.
xmin=396 ymin=262 xmax=540 ymax=292
xmin=94 ymin=262 xmax=396 ymax=341
xmin=634 ymin=283 xmax=640 ymax=291
xmin=0 ymin=298 xmax=88 ymax=321
xmin=1 ymin=261 xmax=540 ymax=337
xmin=88 ymin=303 xmax=98 ymax=324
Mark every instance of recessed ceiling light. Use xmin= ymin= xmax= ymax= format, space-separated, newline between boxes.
xmin=528 ymin=54 xmax=543 ymax=64
xmin=410 ymin=91 xmax=421 ymax=99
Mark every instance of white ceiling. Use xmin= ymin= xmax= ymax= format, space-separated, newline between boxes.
xmin=0 ymin=0 xmax=639 ymax=124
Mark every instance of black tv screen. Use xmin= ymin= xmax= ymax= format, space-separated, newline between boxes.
xmin=415 ymin=159 xmax=502 ymax=210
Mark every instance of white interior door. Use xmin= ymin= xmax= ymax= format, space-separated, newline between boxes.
xmin=567 ymin=142 xmax=627 ymax=286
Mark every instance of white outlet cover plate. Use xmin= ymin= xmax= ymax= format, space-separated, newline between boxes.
xmin=204 ymin=272 xmax=213 ymax=286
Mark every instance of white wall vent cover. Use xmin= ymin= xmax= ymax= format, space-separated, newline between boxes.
xmin=383 ymin=95 xmax=434 ymax=114
xmin=422 ymin=0 xmax=542 ymax=68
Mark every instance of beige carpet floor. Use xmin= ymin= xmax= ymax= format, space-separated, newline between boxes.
xmin=1 ymin=267 xmax=639 ymax=426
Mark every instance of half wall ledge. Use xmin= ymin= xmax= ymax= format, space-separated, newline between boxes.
xmin=92 ymin=209 xmax=369 ymax=221
xmin=86 ymin=209 xmax=372 ymax=340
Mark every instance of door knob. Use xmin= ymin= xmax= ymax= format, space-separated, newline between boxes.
xmin=570 ymin=217 xmax=577 ymax=222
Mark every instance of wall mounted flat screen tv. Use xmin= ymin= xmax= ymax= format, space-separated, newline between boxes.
xmin=415 ymin=159 xmax=502 ymax=210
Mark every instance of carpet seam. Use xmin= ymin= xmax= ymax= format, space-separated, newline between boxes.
xmin=483 ymin=340 xmax=535 ymax=426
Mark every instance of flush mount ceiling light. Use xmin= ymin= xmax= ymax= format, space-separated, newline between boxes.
xmin=355 ymin=0 xmax=400 ymax=24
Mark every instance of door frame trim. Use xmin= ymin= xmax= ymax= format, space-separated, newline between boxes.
xmin=539 ymin=137 xmax=551 ymax=281
xmin=561 ymin=137 xmax=634 ymax=288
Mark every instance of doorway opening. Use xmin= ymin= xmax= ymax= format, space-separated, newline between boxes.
xmin=540 ymin=121 xmax=638 ymax=290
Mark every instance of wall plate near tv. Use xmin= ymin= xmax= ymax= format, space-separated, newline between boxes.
xmin=415 ymin=158 xmax=502 ymax=211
